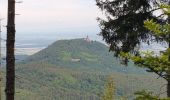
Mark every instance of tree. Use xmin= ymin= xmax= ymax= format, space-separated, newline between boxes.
xmin=96 ymin=0 xmax=169 ymax=63
xmin=96 ymin=0 xmax=170 ymax=97
xmin=102 ymin=76 xmax=115 ymax=100
xmin=129 ymin=4 xmax=170 ymax=98
xmin=6 ymin=0 xmax=16 ymax=100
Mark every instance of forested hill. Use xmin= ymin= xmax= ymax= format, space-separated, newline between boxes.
xmin=10 ymin=38 xmax=165 ymax=100
xmin=25 ymin=38 xmax=145 ymax=74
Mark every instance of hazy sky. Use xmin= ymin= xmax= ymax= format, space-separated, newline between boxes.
xmin=0 ymin=0 xmax=102 ymax=39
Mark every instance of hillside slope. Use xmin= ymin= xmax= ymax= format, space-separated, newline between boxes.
xmin=2 ymin=39 xmax=165 ymax=100
xmin=26 ymin=39 xmax=145 ymax=74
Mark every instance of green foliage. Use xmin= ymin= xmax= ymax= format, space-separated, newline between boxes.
xmin=12 ymin=60 xmax=166 ymax=100
xmin=96 ymin=0 xmax=168 ymax=56
xmin=96 ymin=0 xmax=170 ymax=98
xmin=0 ymin=39 xmax=165 ymax=100
xmin=144 ymin=19 xmax=170 ymax=37
xmin=135 ymin=90 xmax=170 ymax=100
xmin=130 ymin=5 xmax=170 ymax=81
xmin=128 ymin=4 xmax=170 ymax=99
xmin=160 ymin=5 xmax=170 ymax=16
xmin=131 ymin=51 xmax=170 ymax=80
xmin=25 ymin=39 xmax=146 ymax=74
xmin=144 ymin=4 xmax=170 ymax=41
xmin=102 ymin=76 xmax=115 ymax=100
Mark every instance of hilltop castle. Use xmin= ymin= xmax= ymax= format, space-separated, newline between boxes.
xmin=84 ymin=35 xmax=91 ymax=42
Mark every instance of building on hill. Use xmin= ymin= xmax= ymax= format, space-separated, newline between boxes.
xmin=84 ymin=36 xmax=91 ymax=42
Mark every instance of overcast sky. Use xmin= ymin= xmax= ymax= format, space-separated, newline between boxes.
xmin=0 ymin=0 xmax=102 ymax=40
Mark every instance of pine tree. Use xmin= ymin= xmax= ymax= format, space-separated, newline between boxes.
xmin=96 ymin=0 xmax=169 ymax=61
xmin=96 ymin=0 xmax=170 ymax=97
xmin=120 ymin=5 xmax=170 ymax=98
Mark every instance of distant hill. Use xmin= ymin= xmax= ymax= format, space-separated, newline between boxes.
xmin=2 ymin=39 xmax=165 ymax=100
xmin=25 ymin=39 xmax=146 ymax=74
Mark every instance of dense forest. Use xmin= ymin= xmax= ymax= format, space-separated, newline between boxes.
xmin=0 ymin=39 xmax=165 ymax=100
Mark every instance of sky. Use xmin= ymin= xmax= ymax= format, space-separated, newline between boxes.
xmin=0 ymin=0 xmax=102 ymax=41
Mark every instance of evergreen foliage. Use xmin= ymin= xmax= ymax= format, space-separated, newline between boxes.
xmin=96 ymin=0 xmax=170 ymax=98
xmin=96 ymin=0 xmax=168 ymax=60
xmin=132 ymin=4 xmax=170 ymax=82
xmin=120 ymin=4 xmax=170 ymax=98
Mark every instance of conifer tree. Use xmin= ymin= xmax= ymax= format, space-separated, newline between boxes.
xmin=129 ymin=4 xmax=170 ymax=98
xmin=96 ymin=0 xmax=170 ymax=97
xmin=96 ymin=0 xmax=169 ymax=61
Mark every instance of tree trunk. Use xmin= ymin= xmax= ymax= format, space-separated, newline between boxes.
xmin=168 ymin=37 xmax=170 ymax=97
xmin=5 ymin=0 xmax=16 ymax=100
xmin=167 ymin=81 xmax=170 ymax=97
xmin=168 ymin=1 xmax=170 ymax=97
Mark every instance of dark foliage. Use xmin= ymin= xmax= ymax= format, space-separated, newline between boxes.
xmin=96 ymin=0 xmax=168 ymax=57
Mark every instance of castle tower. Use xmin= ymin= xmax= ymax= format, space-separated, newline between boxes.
xmin=84 ymin=35 xmax=91 ymax=42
